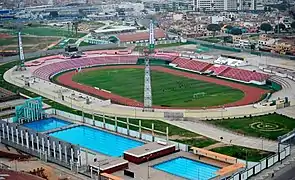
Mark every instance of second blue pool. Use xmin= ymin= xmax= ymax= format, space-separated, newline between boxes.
xmin=154 ymin=157 xmax=220 ymax=180
xmin=22 ymin=117 xmax=72 ymax=132
xmin=49 ymin=125 xmax=144 ymax=157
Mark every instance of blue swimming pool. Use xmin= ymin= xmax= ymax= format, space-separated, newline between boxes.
xmin=49 ymin=125 xmax=144 ymax=157
xmin=154 ymin=157 xmax=220 ymax=180
xmin=23 ymin=117 xmax=72 ymax=132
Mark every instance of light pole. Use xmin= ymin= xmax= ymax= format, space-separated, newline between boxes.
xmin=147 ymin=154 xmax=153 ymax=179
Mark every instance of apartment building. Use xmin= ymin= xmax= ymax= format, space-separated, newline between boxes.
xmin=193 ymin=0 xmax=257 ymax=11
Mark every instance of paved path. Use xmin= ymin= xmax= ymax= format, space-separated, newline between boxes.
xmin=276 ymin=106 xmax=295 ymax=119
xmin=203 ymin=142 xmax=230 ymax=150
xmin=168 ymin=120 xmax=278 ymax=152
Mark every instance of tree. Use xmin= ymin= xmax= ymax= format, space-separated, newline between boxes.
xmin=260 ymin=23 xmax=273 ymax=34
xmin=274 ymin=23 xmax=286 ymax=33
xmin=264 ymin=6 xmax=268 ymax=12
xmin=203 ymin=7 xmax=206 ymax=12
xmin=74 ymin=22 xmax=79 ymax=37
xmin=49 ymin=11 xmax=58 ymax=18
xmin=67 ymin=22 xmax=70 ymax=35
xmin=225 ymin=25 xmax=233 ymax=33
xmin=291 ymin=21 xmax=295 ymax=31
xmin=207 ymin=24 xmax=221 ymax=37
xmin=230 ymin=28 xmax=243 ymax=35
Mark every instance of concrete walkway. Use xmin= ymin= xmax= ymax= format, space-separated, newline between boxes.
xmin=169 ymin=120 xmax=278 ymax=152
xmin=276 ymin=106 xmax=295 ymax=119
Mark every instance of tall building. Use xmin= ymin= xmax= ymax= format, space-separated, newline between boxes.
xmin=193 ymin=0 xmax=256 ymax=11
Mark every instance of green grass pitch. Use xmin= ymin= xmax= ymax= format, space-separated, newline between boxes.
xmin=72 ymin=68 xmax=245 ymax=107
xmin=209 ymin=113 xmax=295 ymax=140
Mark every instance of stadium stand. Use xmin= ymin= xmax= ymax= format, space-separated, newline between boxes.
xmin=205 ymin=65 xmax=229 ymax=75
xmin=171 ymin=57 xmax=212 ymax=72
xmin=116 ymin=29 xmax=166 ymax=43
xmin=149 ymin=51 xmax=179 ymax=61
xmin=33 ymin=55 xmax=139 ymax=80
xmin=171 ymin=57 xmax=269 ymax=84
xmin=220 ymin=68 xmax=270 ymax=83
xmin=25 ymin=55 xmax=65 ymax=67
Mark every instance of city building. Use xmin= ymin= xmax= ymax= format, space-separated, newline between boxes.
xmin=193 ymin=0 xmax=257 ymax=11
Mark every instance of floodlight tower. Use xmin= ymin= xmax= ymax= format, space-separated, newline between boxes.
xmin=16 ymin=31 xmax=26 ymax=71
xmin=143 ymin=20 xmax=155 ymax=111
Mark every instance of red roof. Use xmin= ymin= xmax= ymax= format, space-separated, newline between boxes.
xmin=116 ymin=29 xmax=166 ymax=42
xmin=0 ymin=169 xmax=45 ymax=180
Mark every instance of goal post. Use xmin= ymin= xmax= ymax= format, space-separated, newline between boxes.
xmin=193 ymin=92 xmax=206 ymax=99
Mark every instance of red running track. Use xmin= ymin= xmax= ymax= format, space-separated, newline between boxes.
xmin=57 ymin=65 xmax=268 ymax=109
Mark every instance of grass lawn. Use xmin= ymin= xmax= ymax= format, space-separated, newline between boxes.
xmin=211 ymin=146 xmax=274 ymax=162
xmin=0 ymin=36 xmax=60 ymax=52
xmin=72 ymin=68 xmax=244 ymax=107
xmin=135 ymin=42 xmax=187 ymax=51
xmin=175 ymin=138 xmax=217 ymax=148
xmin=209 ymin=113 xmax=295 ymax=140
xmin=79 ymin=41 xmax=95 ymax=47
xmin=202 ymin=37 xmax=223 ymax=43
xmin=2 ymin=27 xmax=86 ymax=37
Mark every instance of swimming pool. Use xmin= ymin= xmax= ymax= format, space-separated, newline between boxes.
xmin=22 ymin=117 xmax=72 ymax=132
xmin=49 ymin=125 xmax=144 ymax=157
xmin=153 ymin=157 xmax=220 ymax=180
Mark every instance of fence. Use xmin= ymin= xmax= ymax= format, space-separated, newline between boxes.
xmin=229 ymin=144 xmax=291 ymax=180
xmin=123 ymin=39 xmax=181 ymax=47
xmin=0 ymin=119 xmax=81 ymax=171
xmin=0 ymin=43 xmax=121 ymax=64
xmin=49 ymin=109 xmax=189 ymax=152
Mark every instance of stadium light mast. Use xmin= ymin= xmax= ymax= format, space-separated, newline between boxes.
xmin=16 ymin=31 xmax=26 ymax=71
xmin=143 ymin=20 xmax=154 ymax=112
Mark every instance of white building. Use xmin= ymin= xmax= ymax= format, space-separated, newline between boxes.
xmin=193 ymin=0 xmax=257 ymax=11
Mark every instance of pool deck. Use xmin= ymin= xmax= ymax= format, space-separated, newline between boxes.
xmin=113 ymin=151 xmax=230 ymax=180
xmin=124 ymin=141 xmax=175 ymax=158
xmin=42 ymin=123 xmax=81 ymax=134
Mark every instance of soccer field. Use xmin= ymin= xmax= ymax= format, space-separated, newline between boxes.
xmin=72 ymin=67 xmax=245 ymax=107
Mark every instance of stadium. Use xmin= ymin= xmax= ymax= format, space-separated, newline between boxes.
xmin=1 ymin=22 xmax=295 ymax=180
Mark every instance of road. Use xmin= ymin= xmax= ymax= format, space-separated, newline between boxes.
xmin=273 ymin=160 xmax=295 ymax=180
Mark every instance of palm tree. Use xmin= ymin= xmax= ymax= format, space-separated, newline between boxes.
xmin=74 ymin=22 xmax=79 ymax=37
xmin=67 ymin=22 xmax=70 ymax=35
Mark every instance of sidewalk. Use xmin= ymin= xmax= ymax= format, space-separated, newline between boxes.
xmin=169 ymin=120 xmax=278 ymax=152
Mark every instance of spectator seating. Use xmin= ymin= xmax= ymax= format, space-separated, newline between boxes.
xmin=171 ymin=57 xmax=191 ymax=67
xmin=25 ymin=55 xmax=65 ymax=67
xmin=171 ymin=57 xmax=270 ymax=83
xmin=220 ymin=68 xmax=270 ymax=82
xmin=33 ymin=55 xmax=138 ymax=80
xmin=206 ymin=65 xmax=229 ymax=75
xmin=172 ymin=57 xmax=212 ymax=72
